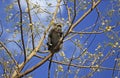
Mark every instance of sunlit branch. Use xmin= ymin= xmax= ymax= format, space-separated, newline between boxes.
xmin=68 ymin=8 xmax=71 ymax=24
xmin=26 ymin=0 xmax=35 ymax=50
xmin=17 ymin=0 xmax=26 ymax=62
xmin=63 ymin=0 xmax=72 ymax=24
xmin=92 ymin=0 xmax=96 ymax=9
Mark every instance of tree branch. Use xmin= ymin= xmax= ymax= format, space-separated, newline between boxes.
xmin=70 ymin=31 xmax=104 ymax=34
xmin=17 ymin=0 xmax=26 ymax=62
xmin=19 ymin=53 xmax=53 ymax=77
xmin=26 ymin=0 xmax=35 ymax=49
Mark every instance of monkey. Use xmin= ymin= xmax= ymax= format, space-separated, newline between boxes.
xmin=47 ymin=23 xmax=63 ymax=78
xmin=47 ymin=23 xmax=63 ymax=52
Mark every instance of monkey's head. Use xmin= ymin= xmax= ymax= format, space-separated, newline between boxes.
xmin=53 ymin=23 xmax=63 ymax=31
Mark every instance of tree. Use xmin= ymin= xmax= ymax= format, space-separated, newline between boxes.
xmin=0 ymin=0 xmax=120 ymax=78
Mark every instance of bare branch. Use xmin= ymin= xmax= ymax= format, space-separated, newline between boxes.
xmin=63 ymin=0 xmax=71 ymax=23
xmin=17 ymin=0 xmax=26 ymax=62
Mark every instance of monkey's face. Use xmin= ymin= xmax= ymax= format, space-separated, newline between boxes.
xmin=54 ymin=24 xmax=62 ymax=32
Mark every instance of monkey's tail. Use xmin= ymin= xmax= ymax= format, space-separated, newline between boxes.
xmin=48 ymin=53 xmax=54 ymax=78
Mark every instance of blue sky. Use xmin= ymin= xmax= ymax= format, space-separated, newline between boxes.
xmin=0 ymin=0 xmax=120 ymax=78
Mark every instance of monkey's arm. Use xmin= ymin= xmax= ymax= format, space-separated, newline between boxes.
xmin=47 ymin=29 xmax=54 ymax=50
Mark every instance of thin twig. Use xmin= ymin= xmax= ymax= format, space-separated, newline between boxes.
xmin=0 ymin=20 xmax=3 ymax=37
xmin=7 ymin=40 xmax=23 ymax=51
xmin=0 ymin=42 xmax=19 ymax=71
xmin=71 ymin=31 xmax=104 ymax=34
xmin=67 ymin=46 xmax=77 ymax=74
xmin=71 ymin=0 xmax=76 ymax=24
xmin=26 ymin=0 xmax=35 ymax=49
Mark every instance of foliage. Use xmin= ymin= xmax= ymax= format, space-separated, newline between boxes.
xmin=0 ymin=0 xmax=120 ymax=78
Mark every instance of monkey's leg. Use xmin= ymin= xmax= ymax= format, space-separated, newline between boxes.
xmin=48 ymin=54 xmax=54 ymax=78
